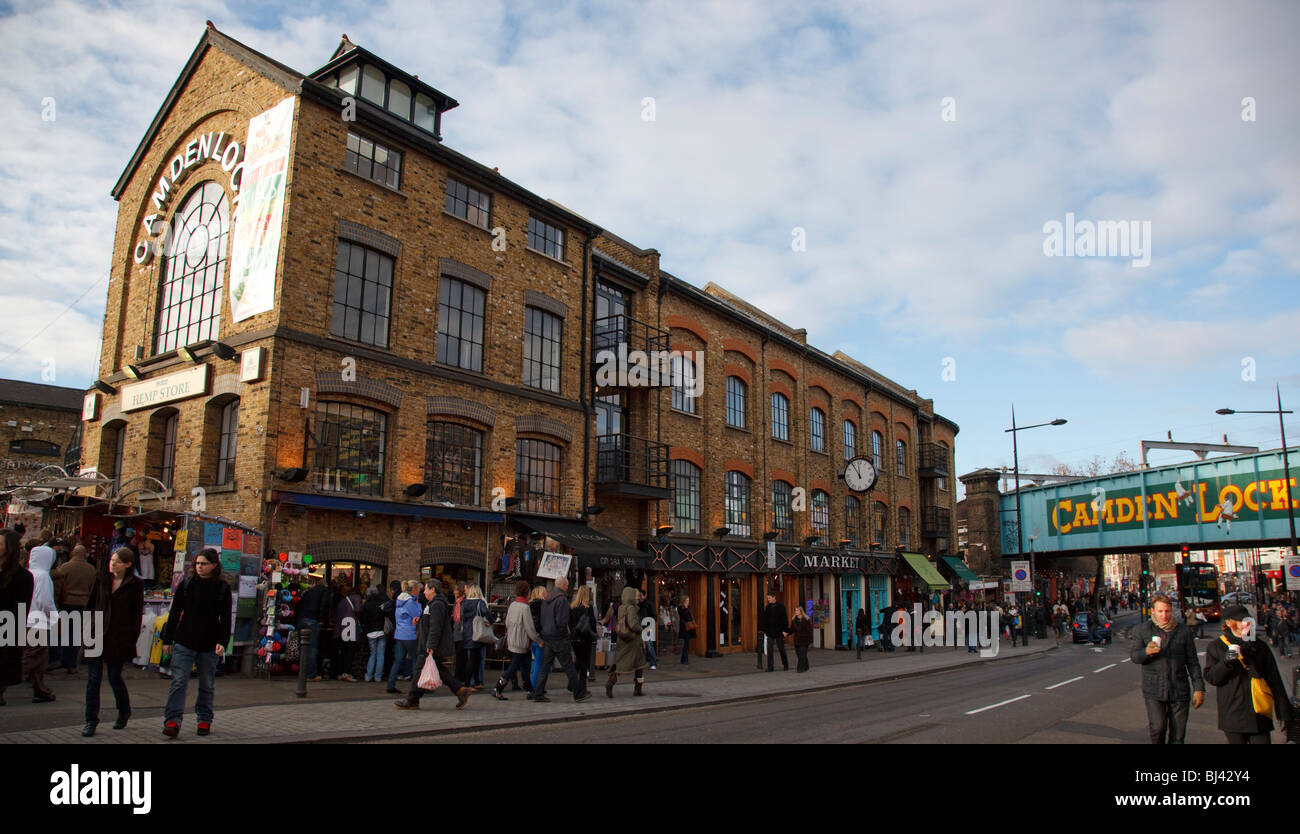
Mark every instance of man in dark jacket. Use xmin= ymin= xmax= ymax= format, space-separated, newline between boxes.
xmin=762 ymin=593 xmax=789 ymax=671
xmin=637 ymin=588 xmax=658 ymax=669
xmin=1130 ymin=594 xmax=1205 ymax=743
xmin=394 ymin=582 xmax=471 ymax=710
xmin=533 ymin=577 xmax=590 ymax=702
xmin=161 ymin=548 xmax=232 ymax=737
xmin=1203 ymin=604 xmax=1295 ymax=744
xmin=296 ymin=574 xmax=332 ymax=681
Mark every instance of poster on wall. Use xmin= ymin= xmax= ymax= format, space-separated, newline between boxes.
xmin=228 ymin=96 xmax=295 ymax=322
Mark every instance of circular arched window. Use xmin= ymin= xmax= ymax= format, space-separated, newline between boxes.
xmin=155 ymin=180 xmax=228 ymax=354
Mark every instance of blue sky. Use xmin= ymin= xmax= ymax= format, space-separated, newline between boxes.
xmin=0 ymin=0 xmax=1297 ymax=495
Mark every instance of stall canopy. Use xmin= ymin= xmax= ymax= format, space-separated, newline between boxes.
xmin=940 ymin=556 xmax=980 ymax=584
xmin=510 ymin=515 xmax=649 ymax=570
xmin=901 ymin=552 xmax=951 ymax=590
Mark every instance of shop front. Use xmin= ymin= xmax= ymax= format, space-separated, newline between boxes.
xmin=938 ymin=556 xmax=981 ymax=605
xmin=897 ymin=552 xmax=952 ymax=608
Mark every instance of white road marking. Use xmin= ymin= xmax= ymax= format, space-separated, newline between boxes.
xmin=965 ymin=694 xmax=1031 ymax=715
xmin=1045 ymin=676 xmax=1083 ymax=690
xmin=1121 ymin=658 xmax=1130 ymax=662
xmin=1093 ymin=663 xmax=1117 ymax=673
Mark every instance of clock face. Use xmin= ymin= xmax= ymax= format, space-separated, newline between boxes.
xmin=844 ymin=457 xmax=877 ymax=493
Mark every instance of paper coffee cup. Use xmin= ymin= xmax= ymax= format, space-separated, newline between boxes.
xmin=1151 ymin=635 xmax=1162 ymax=647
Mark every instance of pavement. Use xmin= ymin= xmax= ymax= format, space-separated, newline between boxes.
xmin=0 ymin=628 xmax=1061 ymax=744
xmin=3 ymin=606 xmax=1293 ymax=744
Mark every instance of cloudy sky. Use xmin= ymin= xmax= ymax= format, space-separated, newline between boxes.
xmin=1 ymin=0 xmax=1297 ymax=492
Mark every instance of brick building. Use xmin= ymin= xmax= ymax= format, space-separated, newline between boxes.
xmin=74 ymin=24 xmax=959 ymax=667
xmin=1 ymin=379 xmax=85 ymax=531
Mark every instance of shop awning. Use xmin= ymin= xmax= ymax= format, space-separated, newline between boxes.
xmin=940 ymin=556 xmax=980 ymax=584
xmin=510 ymin=514 xmax=649 ymax=570
xmin=901 ymin=552 xmax=951 ymax=590
xmin=273 ymin=491 xmax=504 ymax=524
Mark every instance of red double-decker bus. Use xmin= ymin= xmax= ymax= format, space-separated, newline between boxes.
xmin=1176 ymin=562 xmax=1221 ymax=623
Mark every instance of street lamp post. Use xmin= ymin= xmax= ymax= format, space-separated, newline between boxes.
xmin=1006 ymin=408 xmax=1067 ymax=646
xmin=1217 ymin=383 xmax=1297 ymax=602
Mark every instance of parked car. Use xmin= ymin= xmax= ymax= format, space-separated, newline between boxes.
xmin=1221 ymin=591 xmax=1254 ymax=606
xmin=1071 ymin=611 xmax=1112 ymax=644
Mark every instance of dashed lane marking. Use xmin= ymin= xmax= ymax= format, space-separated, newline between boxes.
xmin=1093 ymin=663 xmax=1116 ymax=673
xmin=1045 ymin=676 xmax=1084 ymax=690
xmin=965 ymin=694 xmax=1031 ymax=715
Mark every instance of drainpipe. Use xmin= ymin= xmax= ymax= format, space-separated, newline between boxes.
xmin=581 ymin=235 xmax=591 ymax=523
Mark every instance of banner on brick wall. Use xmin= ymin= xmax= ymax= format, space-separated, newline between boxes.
xmin=229 ymin=96 xmax=295 ymax=323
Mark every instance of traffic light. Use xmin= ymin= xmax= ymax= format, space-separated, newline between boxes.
xmin=1181 ymin=544 xmax=1190 ymax=563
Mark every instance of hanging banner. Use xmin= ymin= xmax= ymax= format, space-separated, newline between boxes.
xmin=228 ymin=96 xmax=295 ymax=322
xmin=1009 ymin=560 xmax=1032 ymax=592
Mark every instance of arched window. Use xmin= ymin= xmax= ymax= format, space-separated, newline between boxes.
xmin=515 ymin=438 xmax=562 ymax=514
xmin=771 ymin=481 xmax=793 ymax=542
xmin=844 ymin=495 xmax=862 ymax=548
xmin=771 ymin=393 xmax=789 ymax=441
xmin=872 ymin=430 xmax=884 ymax=473
xmin=314 ymin=402 xmax=388 ymax=496
xmin=809 ymin=407 xmax=825 ymax=452
xmin=896 ymin=438 xmax=908 ymax=477
xmin=725 ymin=471 xmax=751 ymax=537
xmin=155 ymin=181 xmax=228 ymax=354
xmin=725 ymin=376 xmax=747 ymax=428
xmin=147 ymin=409 xmax=179 ymax=490
xmin=843 ymin=420 xmax=857 ymax=461
xmin=425 ymin=422 xmax=483 ymax=505
xmin=671 ymin=460 xmax=701 ymax=535
xmin=810 ymin=490 xmax=830 ymax=545
xmin=872 ymin=502 xmax=888 ymax=549
xmin=216 ymin=400 xmax=239 ymax=486
xmin=671 ymin=354 xmax=698 ymax=414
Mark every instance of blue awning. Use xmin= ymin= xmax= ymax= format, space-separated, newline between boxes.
xmin=273 ymin=491 xmax=504 ymax=523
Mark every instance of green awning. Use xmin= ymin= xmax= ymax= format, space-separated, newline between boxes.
xmin=901 ymin=552 xmax=951 ymax=590
xmin=941 ymin=556 xmax=980 ymax=584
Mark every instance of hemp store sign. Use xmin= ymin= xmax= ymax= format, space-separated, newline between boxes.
xmin=121 ymin=365 xmax=210 ymax=412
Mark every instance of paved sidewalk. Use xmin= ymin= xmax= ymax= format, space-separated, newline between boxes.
xmin=0 ymin=637 xmax=1058 ymax=744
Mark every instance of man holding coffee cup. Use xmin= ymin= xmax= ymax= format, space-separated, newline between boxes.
xmin=1203 ymin=603 xmax=1294 ymax=744
xmin=1131 ymin=594 xmax=1204 ymax=743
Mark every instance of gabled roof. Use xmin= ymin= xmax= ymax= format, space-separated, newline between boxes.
xmin=0 ymin=378 xmax=86 ymax=412
xmin=111 ymin=22 xmax=305 ymax=200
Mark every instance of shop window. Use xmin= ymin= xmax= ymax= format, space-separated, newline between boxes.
xmin=522 ymin=306 xmax=562 ymax=393
xmin=330 ymin=240 xmax=393 ymax=348
xmin=810 ymin=490 xmax=829 ymax=546
xmin=154 ymin=181 xmax=227 ymax=355
xmin=313 ymin=402 xmax=387 ymax=496
xmin=444 ymin=177 xmax=491 ymax=229
xmin=809 ymin=407 xmax=825 ymax=452
xmin=844 ymin=495 xmax=862 ymax=548
xmin=771 ymin=481 xmax=793 ymax=543
xmin=719 ymin=575 xmax=744 ymax=647
xmin=724 ymin=471 xmax=751 ymax=538
xmin=671 ymin=460 xmax=701 ymax=535
xmin=437 ymin=276 xmax=486 ymax=372
xmin=526 ymin=215 xmax=564 ymax=260
xmin=424 ymin=421 xmax=483 ymax=505
xmin=344 ymin=132 xmax=402 ymax=190
xmin=771 ymin=393 xmax=789 ymax=441
xmin=515 ymin=438 xmax=561 ymax=514
xmin=725 ymin=376 xmax=746 ymax=428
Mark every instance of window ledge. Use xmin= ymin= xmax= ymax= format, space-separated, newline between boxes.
xmin=442 ymin=209 xmax=493 ymax=235
xmin=525 ymin=246 xmax=570 ymax=270
xmin=725 ymin=423 xmax=751 ymax=434
xmin=324 ymin=334 xmax=396 ymax=355
xmin=670 ymin=407 xmax=702 ymax=419
xmin=772 ymin=437 xmax=793 ymax=446
xmin=810 ymin=448 xmax=828 ymax=457
xmin=200 ymin=483 xmax=238 ymax=495
xmin=339 ymin=165 xmax=408 ymax=198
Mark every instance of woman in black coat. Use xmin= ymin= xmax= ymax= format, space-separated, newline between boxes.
xmin=0 ymin=529 xmax=34 ymax=707
xmin=1204 ymin=606 xmax=1295 ymax=744
xmin=83 ymin=547 xmax=144 ymax=736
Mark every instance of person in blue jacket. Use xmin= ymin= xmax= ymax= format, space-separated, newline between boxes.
xmin=386 ymin=580 xmax=423 ymax=693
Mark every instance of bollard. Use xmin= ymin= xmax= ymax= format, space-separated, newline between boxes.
xmin=296 ymin=626 xmax=310 ymax=698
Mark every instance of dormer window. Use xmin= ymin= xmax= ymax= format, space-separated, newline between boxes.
xmin=315 ymin=44 xmax=459 ymax=141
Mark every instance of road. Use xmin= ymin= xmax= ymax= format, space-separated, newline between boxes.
xmin=373 ymin=611 xmax=1239 ymax=744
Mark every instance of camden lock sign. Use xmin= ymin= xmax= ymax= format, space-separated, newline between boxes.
xmin=134 ymin=129 xmax=245 ymax=265
xmin=121 ymin=365 xmax=210 ymax=412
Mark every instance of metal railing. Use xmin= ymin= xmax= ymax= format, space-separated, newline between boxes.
xmin=917 ymin=443 xmax=951 ymax=477
xmin=595 ymin=433 xmax=669 ymax=490
xmin=922 ymin=505 xmax=953 ymax=538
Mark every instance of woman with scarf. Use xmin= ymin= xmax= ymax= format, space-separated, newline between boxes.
xmin=789 ymin=604 xmax=814 ymax=672
xmin=606 ymin=586 xmax=647 ymax=697
xmin=0 ymin=529 xmax=34 ymax=706
xmin=82 ymin=547 xmax=144 ymax=736
xmin=1203 ymin=603 xmax=1295 ymax=744
xmin=23 ymin=540 xmax=58 ymax=703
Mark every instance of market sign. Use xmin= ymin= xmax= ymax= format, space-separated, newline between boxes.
xmin=121 ymin=365 xmax=210 ymax=412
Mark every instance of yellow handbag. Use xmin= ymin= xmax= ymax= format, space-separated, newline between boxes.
xmin=1219 ymin=635 xmax=1274 ymax=716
